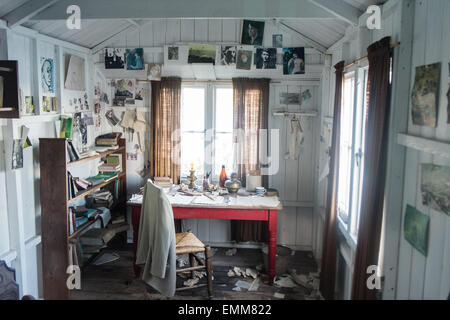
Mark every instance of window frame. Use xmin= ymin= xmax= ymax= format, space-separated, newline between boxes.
xmin=337 ymin=62 xmax=369 ymax=245
xmin=179 ymin=81 xmax=233 ymax=182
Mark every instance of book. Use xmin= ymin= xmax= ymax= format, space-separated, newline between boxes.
xmin=68 ymin=140 xmax=80 ymax=160
xmin=98 ymin=163 xmax=121 ymax=172
xmin=60 ymin=116 xmax=73 ymax=139
xmin=79 ymin=228 xmax=116 ymax=246
xmin=95 ymin=132 xmax=122 ymax=146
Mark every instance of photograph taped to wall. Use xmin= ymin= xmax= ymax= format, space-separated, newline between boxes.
xmin=168 ymin=46 xmax=179 ymax=61
xmin=404 ymin=205 xmax=429 ymax=256
xmin=40 ymin=57 xmax=55 ymax=94
xmin=236 ymin=49 xmax=252 ymax=70
xmin=283 ymin=47 xmax=305 ymax=75
xmin=115 ymin=79 xmax=135 ymax=98
xmin=255 ymin=48 xmax=276 ymax=69
xmin=126 ymin=48 xmax=144 ymax=70
xmin=64 ymin=54 xmax=86 ymax=91
xmin=273 ymin=34 xmax=283 ymax=48
xmin=411 ymin=62 xmax=441 ymax=128
xmin=147 ymin=64 xmax=162 ymax=80
xmin=105 ymin=108 xmax=120 ymax=126
xmin=421 ymin=163 xmax=450 ymax=215
xmin=241 ymin=20 xmax=264 ymax=46
xmin=188 ymin=43 xmax=216 ymax=65
xmin=105 ymin=48 xmax=125 ymax=69
xmin=12 ymin=139 xmax=23 ymax=170
xmin=220 ymin=46 xmax=237 ymax=66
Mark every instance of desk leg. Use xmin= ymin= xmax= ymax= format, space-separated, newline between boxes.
xmin=268 ymin=210 xmax=278 ymax=285
xmin=131 ymin=206 xmax=141 ymax=278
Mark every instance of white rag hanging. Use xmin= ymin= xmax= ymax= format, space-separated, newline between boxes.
xmin=288 ymin=118 xmax=304 ymax=160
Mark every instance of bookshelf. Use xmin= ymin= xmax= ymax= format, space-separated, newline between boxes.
xmin=39 ymin=137 xmax=126 ymax=300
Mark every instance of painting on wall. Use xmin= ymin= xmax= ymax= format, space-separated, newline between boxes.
xmin=280 ymin=93 xmax=301 ymax=105
xmin=105 ymin=48 xmax=125 ymax=69
xmin=255 ymin=48 xmax=276 ymax=69
xmin=147 ymin=64 xmax=162 ymax=81
xmin=283 ymin=48 xmax=305 ymax=75
xmin=114 ymin=79 xmax=135 ymax=98
xmin=40 ymin=57 xmax=55 ymax=94
xmin=404 ymin=205 xmax=429 ymax=256
xmin=64 ymin=54 xmax=86 ymax=91
xmin=273 ymin=34 xmax=283 ymax=48
xmin=236 ymin=49 xmax=252 ymax=70
xmin=188 ymin=43 xmax=216 ymax=65
xmin=168 ymin=46 xmax=179 ymax=61
xmin=241 ymin=20 xmax=264 ymax=46
xmin=220 ymin=46 xmax=237 ymax=66
xmin=421 ymin=163 xmax=450 ymax=215
xmin=126 ymin=48 xmax=144 ymax=70
xmin=411 ymin=62 xmax=441 ymax=128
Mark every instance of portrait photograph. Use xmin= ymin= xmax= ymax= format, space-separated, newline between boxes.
xmin=255 ymin=48 xmax=277 ymax=69
xmin=236 ymin=49 xmax=253 ymax=70
xmin=168 ymin=46 xmax=179 ymax=61
xmin=220 ymin=46 xmax=237 ymax=66
xmin=105 ymin=48 xmax=125 ymax=69
xmin=126 ymin=48 xmax=144 ymax=70
xmin=241 ymin=20 xmax=265 ymax=46
xmin=273 ymin=34 xmax=283 ymax=48
xmin=283 ymin=47 xmax=305 ymax=75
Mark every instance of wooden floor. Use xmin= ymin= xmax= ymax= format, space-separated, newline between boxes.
xmin=70 ymin=237 xmax=319 ymax=300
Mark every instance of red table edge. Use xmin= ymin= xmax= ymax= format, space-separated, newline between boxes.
xmin=130 ymin=204 xmax=278 ymax=285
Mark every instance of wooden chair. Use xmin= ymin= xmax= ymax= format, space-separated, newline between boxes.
xmin=0 ymin=260 xmax=35 ymax=300
xmin=175 ymin=232 xmax=213 ymax=299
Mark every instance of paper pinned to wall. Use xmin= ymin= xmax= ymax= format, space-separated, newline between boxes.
xmin=64 ymin=54 xmax=86 ymax=91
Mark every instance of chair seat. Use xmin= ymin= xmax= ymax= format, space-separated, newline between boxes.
xmin=176 ymin=232 xmax=205 ymax=254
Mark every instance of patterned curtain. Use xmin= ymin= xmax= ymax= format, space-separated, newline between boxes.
xmin=231 ymin=78 xmax=270 ymax=242
xmin=150 ymin=77 xmax=181 ymax=185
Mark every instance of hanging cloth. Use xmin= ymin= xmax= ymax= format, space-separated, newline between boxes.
xmin=288 ymin=118 xmax=304 ymax=160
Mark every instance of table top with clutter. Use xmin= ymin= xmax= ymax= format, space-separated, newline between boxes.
xmin=127 ymin=180 xmax=283 ymax=210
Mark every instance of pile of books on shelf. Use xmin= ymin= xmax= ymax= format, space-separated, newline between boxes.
xmin=66 ymin=140 xmax=80 ymax=162
xmin=98 ymin=162 xmax=121 ymax=173
xmin=68 ymin=173 xmax=94 ymax=200
xmin=95 ymin=132 xmax=121 ymax=152
xmin=89 ymin=190 xmax=114 ymax=209
xmin=69 ymin=206 xmax=101 ymax=235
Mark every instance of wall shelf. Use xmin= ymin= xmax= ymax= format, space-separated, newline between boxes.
xmin=397 ymin=133 xmax=450 ymax=158
xmin=272 ymin=110 xmax=318 ymax=117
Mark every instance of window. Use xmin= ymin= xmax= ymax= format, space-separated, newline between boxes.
xmin=180 ymin=83 xmax=234 ymax=180
xmin=337 ymin=67 xmax=369 ymax=242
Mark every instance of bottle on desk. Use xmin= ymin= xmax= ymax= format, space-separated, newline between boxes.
xmin=219 ymin=165 xmax=227 ymax=188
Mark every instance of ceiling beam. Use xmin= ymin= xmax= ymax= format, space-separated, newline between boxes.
xmin=308 ymin=0 xmax=362 ymax=26
xmin=30 ymin=0 xmax=336 ymax=20
xmin=1 ymin=0 xmax=61 ymax=28
xmin=278 ymin=20 xmax=328 ymax=54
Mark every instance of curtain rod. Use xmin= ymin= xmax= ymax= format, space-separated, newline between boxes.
xmin=343 ymin=42 xmax=400 ymax=70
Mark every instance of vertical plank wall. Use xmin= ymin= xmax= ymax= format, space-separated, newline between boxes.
xmin=95 ymin=18 xmax=324 ymax=249
xmin=396 ymin=0 xmax=450 ymax=300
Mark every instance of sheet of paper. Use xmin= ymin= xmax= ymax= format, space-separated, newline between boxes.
xmin=191 ymin=195 xmax=224 ymax=205
xmin=168 ymin=193 xmax=194 ymax=205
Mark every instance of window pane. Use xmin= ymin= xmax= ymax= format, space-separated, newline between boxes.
xmin=214 ymin=133 xmax=234 ymax=176
xmin=180 ymin=132 xmax=205 ymax=177
xmin=215 ymin=88 xmax=233 ymax=132
xmin=337 ymin=74 xmax=355 ymax=224
xmin=181 ymin=87 xmax=205 ymax=132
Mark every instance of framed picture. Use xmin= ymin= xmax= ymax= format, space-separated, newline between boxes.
xmin=241 ymin=20 xmax=264 ymax=46
xmin=283 ymin=47 xmax=305 ymax=75
xmin=188 ymin=43 xmax=216 ymax=64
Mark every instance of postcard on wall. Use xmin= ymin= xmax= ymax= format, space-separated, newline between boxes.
xmin=404 ymin=205 xmax=429 ymax=256
xmin=255 ymin=48 xmax=276 ymax=69
xmin=283 ymin=47 xmax=305 ymax=75
xmin=126 ymin=48 xmax=144 ymax=70
xmin=164 ymin=45 xmax=188 ymax=65
xmin=273 ymin=34 xmax=283 ymax=48
xmin=241 ymin=20 xmax=264 ymax=46
xmin=188 ymin=43 xmax=216 ymax=65
xmin=411 ymin=62 xmax=441 ymax=128
xmin=236 ymin=49 xmax=253 ymax=70
xmin=12 ymin=139 xmax=23 ymax=170
xmin=64 ymin=54 xmax=86 ymax=91
xmin=147 ymin=64 xmax=162 ymax=81
xmin=40 ymin=57 xmax=55 ymax=94
xmin=60 ymin=116 xmax=73 ymax=139
xmin=421 ymin=163 xmax=450 ymax=215
xmin=105 ymin=109 xmax=120 ymax=126
xmin=105 ymin=48 xmax=125 ymax=69
xmin=219 ymin=46 xmax=237 ymax=66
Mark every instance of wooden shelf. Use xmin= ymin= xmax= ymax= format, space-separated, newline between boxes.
xmin=68 ymin=173 xmax=125 ymax=204
xmin=67 ymin=146 xmax=125 ymax=167
xmin=68 ymin=217 xmax=100 ymax=241
xmin=397 ymin=133 xmax=450 ymax=158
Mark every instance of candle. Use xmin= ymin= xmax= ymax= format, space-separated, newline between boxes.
xmin=190 ymin=162 xmax=194 ymax=170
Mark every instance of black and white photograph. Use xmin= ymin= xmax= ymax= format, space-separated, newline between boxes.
xmin=147 ymin=64 xmax=162 ymax=80
xmin=168 ymin=46 xmax=179 ymax=60
xmin=105 ymin=48 xmax=125 ymax=69
xmin=241 ymin=20 xmax=264 ymax=46
xmin=255 ymin=48 xmax=277 ymax=69
xmin=11 ymin=139 xmax=23 ymax=170
xmin=105 ymin=108 xmax=120 ymax=126
xmin=236 ymin=49 xmax=253 ymax=70
xmin=283 ymin=47 xmax=305 ymax=75
xmin=220 ymin=46 xmax=237 ymax=66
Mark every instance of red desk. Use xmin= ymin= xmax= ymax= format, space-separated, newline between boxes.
xmin=128 ymin=201 xmax=281 ymax=284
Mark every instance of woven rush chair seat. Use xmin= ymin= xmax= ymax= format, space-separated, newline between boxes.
xmin=176 ymin=232 xmax=205 ymax=254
